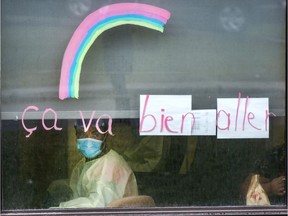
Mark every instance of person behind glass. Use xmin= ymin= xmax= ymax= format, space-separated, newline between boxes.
xmin=241 ymin=143 xmax=286 ymax=204
xmin=57 ymin=119 xmax=138 ymax=208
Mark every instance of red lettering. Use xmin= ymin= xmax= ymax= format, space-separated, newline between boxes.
xmin=96 ymin=114 xmax=114 ymax=135
xmin=247 ymin=112 xmax=261 ymax=130
xmin=42 ymin=108 xmax=62 ymax=131
xmin=164 ymin=116 xmax=178 ymax=133
xmin=160 ymin=109 xmax=165 ymax=132
xmin=22 ymin=106 xmax=114 ymax=138
xmin=242 ymin=96 xmax=249 ymax=131
xmin=79 ymin=111 xmax=95 ymax=132
xmin=21 ymin=105 xmax=39 ymax=138
xmin=217 ymin=110 xmax=231 ymax=130
xmin=159 ymin=109 xmax=178 ymax=133
xmin=181 ymin=112 xmax=195 ymax=134
xmin=265 ymin=110 xmax=276 ymax=131
xmin=139 ymin=95 xmax=157 ymax=133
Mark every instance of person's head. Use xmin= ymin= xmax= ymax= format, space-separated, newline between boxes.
xmin=75 ymin=119 xmax=109 ymax=160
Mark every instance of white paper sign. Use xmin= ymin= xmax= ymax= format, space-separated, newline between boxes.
xmin=139 ymin=95 xmax=216 ymax=136
xmin=192 ymin=110 xmax=216 ymax=136
xmin=140 ymin=95 xmax=192 ymax=135
xmin=217 ymin=97 xmax=269 ymax=139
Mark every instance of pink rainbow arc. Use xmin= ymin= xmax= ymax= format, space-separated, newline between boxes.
xmin=59 ymin=3 xmax=171 ymax=100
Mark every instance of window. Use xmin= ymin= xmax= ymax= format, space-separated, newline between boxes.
xmin=1 ymin=0 xmax=287 ymax=215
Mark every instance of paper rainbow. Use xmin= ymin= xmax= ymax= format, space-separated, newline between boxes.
xmin=59 ymin=3 xmax=171 ymax=100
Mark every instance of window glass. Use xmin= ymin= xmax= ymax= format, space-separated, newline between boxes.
xmin=1 ymin=0 xmax=286 ymax=214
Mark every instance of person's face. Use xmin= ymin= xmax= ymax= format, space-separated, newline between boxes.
xmin=75 ymin=126 xmax=105 ymax=141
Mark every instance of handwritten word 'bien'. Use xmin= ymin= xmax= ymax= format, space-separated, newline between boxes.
xmin=140 ymin=95 xmax=195 ymax=134
xmin=21 ymin=106 xmax=113 ymax=138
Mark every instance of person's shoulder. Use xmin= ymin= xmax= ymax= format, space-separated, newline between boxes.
xmin=105 ymin=149 xmax=119 ymax=155
xmin=106 ymin=149 xmax=125 ymax=160
xmin=105 ymin=150 xmax=132 ymax=168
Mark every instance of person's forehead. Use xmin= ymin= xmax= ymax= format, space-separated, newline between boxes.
xmin=76 ymin=126 xmax=97 ymax=132
xmin=75 ymin=119 xmax=107 ymax=128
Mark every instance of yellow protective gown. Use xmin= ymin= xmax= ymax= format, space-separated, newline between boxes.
xmin=106 ymin=122 xmax=170 ymax=172
xmin=59 ymin=150 xmax=138 ymax=208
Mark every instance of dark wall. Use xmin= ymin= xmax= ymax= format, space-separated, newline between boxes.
xmin=1 ymin=120 xmax=68 ymax=209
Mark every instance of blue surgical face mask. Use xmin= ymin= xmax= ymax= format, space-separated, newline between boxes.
xmin=77 ymin=138 xmax=103 ymax=159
